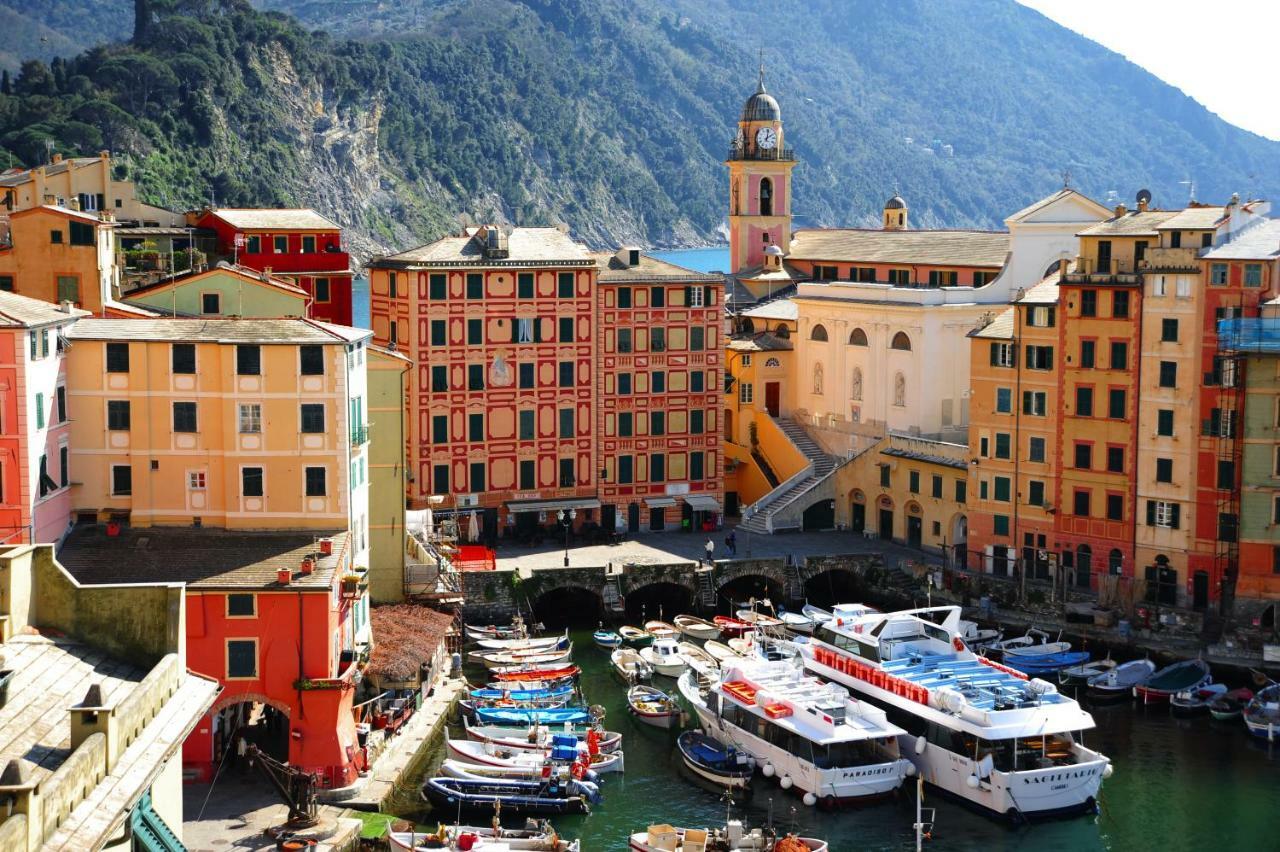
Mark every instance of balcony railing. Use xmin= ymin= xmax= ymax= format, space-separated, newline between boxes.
xmin=726 ymin=146 xmax=796 ymax=162
xmin=1063 ymin=257 xmax=1140 ymax=284
xmin=1141 ymin=246 xmax=1201 ymax=272
xmin=350 ymin=424 xmax=369 ymax=446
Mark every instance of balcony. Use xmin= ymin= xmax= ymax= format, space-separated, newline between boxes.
xmin=1141 ymin=246 xmax=1201 ymax=273
xmin=235 ymin=249 xmax=352 ymax=275
xmin=1063 ymin=257 xmax=1141 ymax=285
xmin=350 ymin=424 xmax=369 ymax=446
xmin=726 ymin=145 xmax=796 ymax=162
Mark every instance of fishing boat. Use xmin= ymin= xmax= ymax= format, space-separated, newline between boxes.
xmin=447 ymin=733 xmax=624 ymax=774
xmin=704 ymin=640 xmax=746 ymax=664
xmin=1003 ymin=651 xmax=1091 ymax=677
xmin=389 ymin=821 xmax=580 ymax=852
xmin=463 ymin=716 xmax=624 ymax=755
xmin=472 ymin=706 xmax=593 ymax=727
xmin=468 ymin=684 xmax=575 ymax=704
xmin=801 ymin=603 xmax=834 ymax=625
xmin=593 ymin=629 xmax=623 ymax=650
xmin=629 ymin=821 xmax=828 ymax=852
xmin=982 ymin=631 xmax=1040 ymax=660
xmin=800 ymin=604 xmax=1111 ymax=819
xmin=777 ymin=609 xmax=817 ymax=635
xmin=1170 ymin=683 xmax=1228 ymax=715
xmin=958 ymin=620 xmax=1001 ymax=652
xmin=491 ymin=665 xmax=580 ymax=684
xmin=473 ymin=631 xmax=569 ymax=652
xmin=440 ymin=758 xmax=601 ymax=789
xmin=735 ymin=608 xmax=784 ymax=630
xmin=674 ymin=614 xmax=721 ymax=640
xmin=679 ymin=656 xmax=911 ymax=807
xmin=464 ymin=617 xmax=528 ymax=642
xmin=1087 ymin=659 xmax=1155 ymax=701
xmin=472 ymin=646 xmax=574 ymax=671
xmin=1243 ymin=683 xmax=1280 ymax=739
xmin=619 ymin=626 xmax=653 ymax=645
xmin=645 ymin=620 xmax=680 ymax=641
xmin=728 ymin=633 xmax=797 ymax=663
xmin=1002 ymin=637 xmax=1073 ymax=659
xmin=1208 ymin=687 xmax=1254 ymax=721
xmin=627 ymin=684 xmax=683 ymax=729
xmin=677 ymin=641 xmax=719 ymax=674
xmin=675 ymin=730 xmax=754 ymax=789
xmin=713 ymin=615 xmax=753 ymax=638
xmin=422 ymin=776 xmax=598 ymax=816
xmin=1135 ymin=659 xmax=1211 ymax=705
xmin=611 ymin=648 xmax=654 ymax=683
xmin=640 ymin=637 xmax=689 ymax=677
xmin=1058 ymin=657 xmax=1116 ymax=687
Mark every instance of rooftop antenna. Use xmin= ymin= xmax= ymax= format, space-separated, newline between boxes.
xmin=1179 ymin=177 xmax=1196 ymax=204
xmin=1060 ymin=169 xmax=1072 ymax=189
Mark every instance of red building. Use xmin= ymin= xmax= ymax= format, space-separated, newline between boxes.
xmin=192 ymin=208 xmax=354 ymax=326
xmin=57 ymin=527 xmax=367 ymax=788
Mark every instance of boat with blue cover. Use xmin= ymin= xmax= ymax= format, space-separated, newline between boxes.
xmin=472 ymin=706 xmax=593 ymax=726
xmin=421 ymin=776 xmax=598 ymax=816
xmin=593 ymin=629 xmax=623 ymax=650
xmin=1003 ymin=651 xmax=1091 ymax=676
xmin=469 ymin=684 xmax=575 ymax=703
xmin=676 ymin=730 xmax=755 ymax=788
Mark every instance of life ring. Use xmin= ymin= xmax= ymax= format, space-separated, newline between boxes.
xmin=952 ymin=636 xmax=965 ymax=652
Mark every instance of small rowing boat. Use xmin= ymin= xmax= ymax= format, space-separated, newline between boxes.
xmin=703 ymin=640 xmax=745 ymax=664
xmin=463 ymin=717 xmax=624 ymax=755
xmin=1243 ymin=683 xmax=1280 ymax=739
xmin=677 ymin=641 xmax=718 ymax=674
xmin=389 ymin=822 xmax=580 ymax=852
xmin=1135 ymin=659 xmax=1211 ymax=705
xmin=1058 ymin=657 xmax=1115 ymax=687
xmin=468 ymin=684 xmax=574 ymax=703
xmin=1004 ymin=651 xmax=1090 ymax=677
xmin=421 ymin=776 xmax=598 ymax=816
xmin=644 ymin=620 xmax=680 ymax=641
xmin=712 ymin=615 xmax=752 ymax=638
xmin=619 ymin=626 xmax=652 ymax=645
xmin=1171 ymin=683 xmax=1227 ymax=715
xmin=474 ymin=646 xmax=573 ymax=671
xmin=472 ymin=706 xmax=593 ymax=727
xmin=673 ymin=614 xmax=720 ymax=640
xmin=447 ymin=733 xmax=624 ymax=774
xmin=473 ymin=631 xmax=568 ymax=652
xmin=1088 ymin=659 xmax=1155 ymax=700
xmin=627 ymin=684 xmax=682 ymax=729
xmin=628 ymin=820 xmax=828 ymax=851
xmin=593 ymin=629 xmax=623 ymax=650
xmin=490 ymin=664 xmax=580 ymax=683
xmin=611 ymin=647 xmax=654 ymax=683
xmin=735 ymin=608 xmax=783 ymax=629
xmin=676 ymin=730 xmax=754 ymax=789
xmin=1208 ymin=687 xmax=1254 ymax=721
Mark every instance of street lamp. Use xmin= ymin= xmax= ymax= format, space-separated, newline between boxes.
xmin=558 ymin=508 xmax=576 ymax=567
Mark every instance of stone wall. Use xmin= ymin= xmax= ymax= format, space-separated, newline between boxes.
xmin=460 ymin=569 xmax=518 ymax=623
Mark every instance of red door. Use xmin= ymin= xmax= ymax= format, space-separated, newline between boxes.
xmin=765 ymin=382 xmax=780 ymax=417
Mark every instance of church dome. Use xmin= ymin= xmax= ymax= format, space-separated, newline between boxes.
xmin=885 ymin=195 xmax=907 ymax=210
xmin=764 ymin=244 xmax=784 ymax=256
xmin=742 ymin=82 xmax=781 ymax=123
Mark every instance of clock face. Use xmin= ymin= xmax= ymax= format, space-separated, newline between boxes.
xmin=756 ymin=126 xmax=778 ymax=150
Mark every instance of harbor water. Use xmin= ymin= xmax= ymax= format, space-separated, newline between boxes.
xmin=391 ymin=626 xmax=1278 ymax=850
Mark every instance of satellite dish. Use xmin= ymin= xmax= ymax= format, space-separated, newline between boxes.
xmin=1136 ymin=188 xmax=1152 ymax=206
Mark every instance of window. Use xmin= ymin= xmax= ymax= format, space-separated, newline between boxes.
xmin=432 ymin=464 xmax=449 ymax=492
xmin=273 ymin=235 xmax=287 ymax=254
xmin=690 ymin=285 xmax=708 ymax=307
xmin=432 ymin=365 xmax=449 ymax=392
xmin=560 ymin=408 xmax=574 ymax=439
xmin=1157 ymin=409 xmax=1174 ymax=436
xmin=690 ymin=409 xmax=704 ymax=435
xmin=1245 ymin=264 xmax=1263 ymax=287
xmin=469 ymin=364 xmax=485 ymax=390
xmin=301 ymin=234 xmax=316 ymax=254
xmin=931 ymin=475 xmax=943 ymax=499
xmin=1028 ymin=437 xmax=1045 ymax=463
xmin=305 ymin=466 xmax=326 ymax=497
xmin=1026 ymin=345 xmax=1053 ymax=370
xmin=890 ymin=331 xmax=912 ymax=351
xmin=468 ymin=413 xmax=484 ymax=442
xmin=993 ymin=514 xmax=1009 ymax=536
xmin=1073 ymin=489 xmax=1091 ymax=517
xmin=314 ymin=277 xmax=330 ymax=302
xmin=880 ymin=465 xmax=891 ymax=488
xmin=1081 ymin=289 xmax=1097 ymax=317
xmin=1074 ymin=442 xmax=1092 ymax=469
xmin=1155 ymin=458 xmax=1173 ymax=483
xmin=435 ymin=415 xmax=451 ymax=444
xmin=909 ymin=471 xmax=920 ymax=493
xmin=33 ymin=392 xmax=44 ymax=429
xmin=467 ymin=318 xmax=483 ymax=345
xmin=994 ymin=433 xmax=1011 ymax=459
xmin=514 ymin=317 xmax=534 ymax=344
xmin=1022 ymin=391 xmax=1047 ymax=416
xmin=691 ymin=451 xmax=705 ymax=481
xmin=1106 ymin=494 xmax=1124 ymax=521
xmin=236 ymin=345 xmax=261 ymax=376
xmin=851 ymin=328 xmax=870 ymax=347
xmin=927 ymin=270 xmax=958 ymax=287
xmin=519 ymin=460 xmax=535 ymax=490
xmin=650 ymin=328 xmax=666 ymax=351
xmin=1218 ymin=512 xmax=1238 ymax=542
xmin=810 ymin=324 xmax=829 ymax=342
xmin=244 ymin=235 xmax=260 ymax=253
xmin=739 ymin=383 xmax=753 ymax=404
xmin=691 ymin=371 xmax=705 ymax=393
xmin=617 ymin=287 xmax=632 ymax=309
xmin=107 ymin=400 xmax=130 ymax=431
xmin=650 ymin=453 xmax=666 ymax=483
xmin=980 ymin=436 xmax=989 ymax=457
xmin=1027 ymin=480 xmax=1045 ymax=506
xmin=888 ymin=269 xmax=910 ymax=286
xmin=558 ymin=272 xmax=575 ymax=298
xmin=50 ymin=229 xmax=63 ymax=244
xmin=1027 ymin=306 xmax=1056 ymax=327
xmin=1110 ymin=341 xmax=1127 ymax=370
xmin=1208 ymin=408 xmax=1237 ymax=438
xmin=1075 ymin=386 xmax=1093 ymax=417
xmin=618 ymin=412 xmax=633 ymax=437
xmin=1112 ymin=291 xmax=1130 ymax=318
xmin=1161 ymin=318 xmax=1178 ymax=342
xmin=558 ymin=361 xmax=574 ymax=387
xmin=55 ymin=386 xmax=66 ymax=423
xmin=993 ymin=476 xmax=1010 ymax=502
xmin=227 ymin=640 xmax=257 ymax=678
xmin=242 ymin=467 xmax=264 ymax=497
xmin=1108 ymin=388 xmax=1126 ymax=419
xmin=514 ymin=272 xmax=533 ymax=299
xmin=651 ymin=411 xmax=666 ymax=436
xmin=227 ymin=594 xmax=255 ymax=617
xmin=1106 ymin=446 xmax=1124 ymax=473
xmin=1158 ymin=361 xmax=1177 ymax=388
xmin=1210 ymin=263 xmax=1228 ymax=285
xmin=618 ymin=455 xmax=633 ymax=484
xmin=56 ymin=275 xmax=79 ymax=303
xmin=559 ymin=317 xmax=574 ymax=343
xmin=234 ymin=402 xmax=261 ymax=433
xmin=300 ymin=403 xmax=324 ymax=433
xmin=1217 ymin=460 xmax=1235 ymax=490
xmin=955 ymin=480 xmax=967 ymax=503
xmin=996 ymin=388 xmax=1012 ymax=413
xmin=1148 ymin=500 xmax=1180 ymax=528
xmin=173 ymin=401 xmax=198 ymax=433
xmin=691 ymin=327 xmax=705 ymax=351
xmin=559 ymin=458 xmax=576 ymax=488
xmin=649 ymin=286 xmax=666 ymax=308
xmin=69 ymin=220 xmax=95 ymax=245
xmin=167 ymin=343 xmax=196 ymax=375
xmin=106 ymin=342 xmax=129 ymax=373
xmin=0 ymin=275 xmax=11 ymax=291
xmin=618 ymin=373 xmax=632 ymax=395
xmin=1079 ymin=340 xmax=1095 ymax=368
xmin=429 ymin=273 xmax=448 ymax=300
xmin=112 ymin=464 xmax=132 ymax=496
xmin=990 ymin=342 xmax=1016 ymax=367
xmin=295 ymin=345 xmax=323 ymax=376
xmin=651 ymin=371 xmax=666 ymax=394
xmin=470 ymin=462 xmax=486 ymax=492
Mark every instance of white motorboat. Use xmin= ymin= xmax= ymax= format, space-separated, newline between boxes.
xmin=473 ymin=631 xmax=568 ymax=651
xmin=640 ymin=637 xmax=689 ymax=677
xmin=800 ymin=605 xmax=1111 ymax=820
xmin=611 ymin=647 xmax=654 ymax=683
xmin=674 ymin=614 xmax=721 ymax=640
xmin=390 ymin=822 xmax=579 ymax=852
xmin=677 ymin=641 xmax=719 ymax=674
xmin=447 ymin=733 xmax=625 ymax=774
xmin=679 ymin=657 xmax=911 ymax=807
xmin=801 ymin=603 xmax=834 ymax=625
xmin=629 ymin=820 xmax=827 ymax=851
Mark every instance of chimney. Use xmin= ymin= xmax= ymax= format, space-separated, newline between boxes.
xmin=51 ymin=153 xmax=62 ymax=165
xmin=99 ymin=150 xmax=110 ymax=160
xmin=615 ymin=247 xmax=641 ymax=268
xmin=1113 ymin=203 xmax=1127 ymax=218
xmin=59 ymin=300 xmax=75 ymax=314
xmin=70 ymin=682 xmax=121 ymax=770
xmin=68 ymin=196 xmax=80 ymax=212
xmin=1137 ymin=197 xmax=1149 ymax=213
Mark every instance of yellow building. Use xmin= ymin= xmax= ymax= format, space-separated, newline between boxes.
xmin=0 ymin=205 xmax=122 ymax=314
xmin=367 ymin=344 xmax=411 ymax=603
xmin=64 ymin=318 xmax=373 ymax=568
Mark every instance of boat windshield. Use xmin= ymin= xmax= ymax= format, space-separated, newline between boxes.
xmin=814 ymin=625 xmax=880 ymax=662
xmin=811 ymin=739 xmax=892 ymax=769
xmin=976 ymin=733 xmax=1081 ymax=771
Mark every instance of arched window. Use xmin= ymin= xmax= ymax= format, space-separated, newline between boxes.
xmin=848 ymin=328 xmax=868 ymax=346
xmin=1108 ymin=548 xmax=1123 ymax=575
xmin=810 ymin=324 xmax=829 ymax=342
xmin=813 ymin=363 xmax=824 ymax=394
xmin=775 ymin=325 xmax=790 ymax=339
xmin=760 ymin=177 xmax=773 ymax=217
xmin=898 ymin=212 xmax=904 ymax=226
xmin=740 ymin=317 xmax=756 ymax=334
xmin=890 ymin=331 xmax=912 ymax=351
xmin=893 ymin=372 xmax=906 ymax=407
xmin=851 ymin=367 xmax=863 ymax=401
xmin=765 ymin=357 xmax=781 ymax=367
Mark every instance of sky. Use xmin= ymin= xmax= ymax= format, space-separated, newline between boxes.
xmin=1018 ymin=0 xmax=1280 ymax=140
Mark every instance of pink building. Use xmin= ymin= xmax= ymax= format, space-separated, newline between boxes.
xmin=0 ymin=290 xmax=85 ymax=545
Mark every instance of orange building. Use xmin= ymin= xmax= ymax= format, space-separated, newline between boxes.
xmin=593 ymin=248 xmax=724 ymax=532
xmin=0 ymin=205 xmax=120 ymax=314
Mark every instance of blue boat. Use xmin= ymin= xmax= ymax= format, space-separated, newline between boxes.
xmin=468 ymin=684 xmax=575 ymax=702
xmin=421 ymin=776 xmax=599 ymax=816
xmin=472 ymin=706 xmax=593 ymax=726
xmin=594 ymin=629 xmax=623 ymax=650
xmin=1004 ymin=650 xmax=1091 ymax=676
xmin=676 ymin=730 xmax=754 ymax=789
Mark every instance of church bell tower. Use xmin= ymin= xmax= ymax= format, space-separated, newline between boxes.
xmin=727 ymin=62 xmax=796 ymax=274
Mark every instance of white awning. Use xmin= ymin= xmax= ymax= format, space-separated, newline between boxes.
xmin=505 ymin=497 xmax=602 ymax=514
xmin=644 ymin=497 xmax=678 ymax=508
xmin=684 ymin=495 xmax=722 ymax=512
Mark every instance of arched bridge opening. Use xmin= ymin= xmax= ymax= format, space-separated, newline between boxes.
xmin=803 ymin=567 xmax=863 ymax=609
xmin=623 ymin=581 xmax=693 ymax=623
xmin=717 ymin=573 xmax=786 ymax=616
xmin=532 ymin=585 xmax=603 ymax=629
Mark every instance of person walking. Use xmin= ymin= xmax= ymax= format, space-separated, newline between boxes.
xmin=725 ymin=530 xmax=737 ymax=556
xmin=704 ymin=538 xmax=715 ymax=566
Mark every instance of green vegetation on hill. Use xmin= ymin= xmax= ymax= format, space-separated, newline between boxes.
xmin=1 ymin=0 xmax=1276 ymax=259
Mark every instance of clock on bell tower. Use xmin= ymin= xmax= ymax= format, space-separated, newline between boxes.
xmin=726 ymin=64 xmax=796 ymax=274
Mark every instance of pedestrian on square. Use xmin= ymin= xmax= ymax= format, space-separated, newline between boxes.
xmin=704 ymin=538 xmax=715 ymax=565
xmin=725 ymin=530 xmax=737 ymax=556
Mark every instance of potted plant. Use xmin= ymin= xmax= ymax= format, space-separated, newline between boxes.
xmin=340 ymin=573 xmax=360 ymax=595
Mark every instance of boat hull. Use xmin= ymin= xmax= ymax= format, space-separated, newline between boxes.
xmin=446 ymin=736 xmax=624 ymax=774
xmin=593 ymin=631 xmax=623 ymax=650
xmin=463 ymin=719 xmax=624 ymax=755
xmin=674 ymin=616 xmax=721 ymax=641
xmin=676 ymin=731 xmax=754 ymax=789
xmin=628 ymin=831 xmax=827 ymax=852
xmin=422 ymin=778 xmax=594 ymax=816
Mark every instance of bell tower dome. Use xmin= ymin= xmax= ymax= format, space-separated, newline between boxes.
xmin=726 ymin=59 xmax=796 ymax=274
xmin=883 ymin=194 xmax=908 ymax=230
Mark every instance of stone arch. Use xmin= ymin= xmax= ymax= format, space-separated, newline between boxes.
xmin=740 ymin=317 xmax=756 ymax=334
xmin=890 ymin=331 xmax=912 ymax=351
xmin=623 ymin=580 xmax=694 ymax=622
xmin=530 ymin=582 xmax=603 ymax=627
xmin=211 ymin=692 xmax=292 ymax=718
xmin=760 ymin=177 xmax=773 ymax=216
xmin=803 ymin=565 xmax=862 ymax=608
xmin=848 ymin=328 xmax=868 ymax=346
xmin=810 ymin=324 xmax=829 ymax=342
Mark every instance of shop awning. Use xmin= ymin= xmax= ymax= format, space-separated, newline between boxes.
xmin=644 ymin=497 xmax=678 ymax=508
xmin=684 ymin=494 xmax=723 ymax=512
xmin=505 ymin=497 xmax=602 ymax=514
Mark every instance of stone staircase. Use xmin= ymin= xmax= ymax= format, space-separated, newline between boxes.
xmin=602 ymin=573 xmax=624 ymax=612
xmin=696 ymin=567 xmax=718 ymax=608
xmin=738 ymin=418 xmax=841 ymax=535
